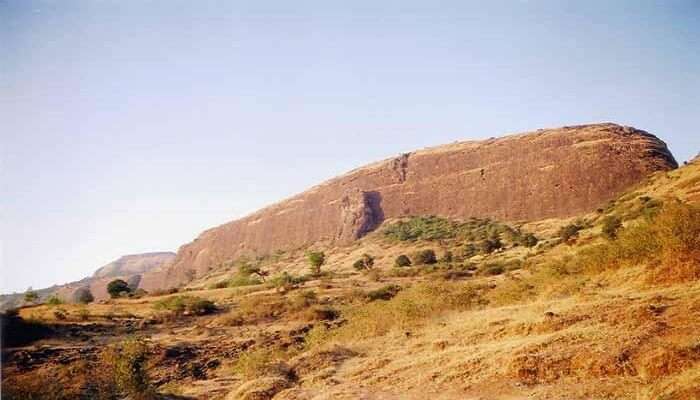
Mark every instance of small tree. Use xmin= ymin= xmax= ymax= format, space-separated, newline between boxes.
xmin=394 ymin=254 xmax=411 ymax=268
xmin=601 ymin=215 xmax=623 ymax=240
xmin=107 ymin=279 xmax=131 ymax=299
xmin=74 ymin=287 xmax=95 ymax=304
xmin=24 ymin=288 xmax=38 ymax=303
xmin=239 ymin=262 xmax=269 ymax=282
xmin=306 ymin=251 xmax=326 ymax=276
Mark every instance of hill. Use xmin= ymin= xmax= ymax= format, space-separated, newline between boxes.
xmin=141 ymin=123 xmax=677 ymax=291
xmin=3 ymin=124 xmax=698 ymax=400
xmin=0 ymin=252 xmax=175 ymax=309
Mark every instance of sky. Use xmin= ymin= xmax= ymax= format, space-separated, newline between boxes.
xmin=1 ymin=1 xmax=699 ymax=294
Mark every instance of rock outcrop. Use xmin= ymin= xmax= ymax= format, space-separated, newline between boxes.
xmin=141 ymin=123 xmax=677 ymax=290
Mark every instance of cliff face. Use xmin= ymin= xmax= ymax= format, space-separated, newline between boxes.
xmin=140 ymin=123 xmax=676 ymax=290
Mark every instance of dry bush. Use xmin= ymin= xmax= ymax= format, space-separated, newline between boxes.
xmin=232 ymin=347 xmax=292 ymax=380
xmin=570 ymin=201 xmax=700 ymax=283
xmin=307 ymin=281 xmax=483 ymax=345
xmin=1 ymin=362 xmax=89 ymax=400
xmin=152 ymin=295 xmax=216 ymax=316
xmin=91 ymin=338 xmax=156 ymax=400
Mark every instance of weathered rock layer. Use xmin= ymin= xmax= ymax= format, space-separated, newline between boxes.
xmin=141 ymin=123 xmax=676 ymax=290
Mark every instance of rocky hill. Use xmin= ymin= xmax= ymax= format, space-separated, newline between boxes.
xmin=141 ymin=123 xmax=676 ymax=290
xmin=0 ymin=252 xmax=175 ymax=309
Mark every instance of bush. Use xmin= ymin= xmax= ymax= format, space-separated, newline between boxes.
xmin=24 ymin=289 xmax=39 ymax=304
xmin=394 ymin=254 xmax=412 ymax=267
xmin=412 ymin=249 xmax=437 ymax=265
xmin=301 ymin=306 xmax=339 ymax=321
xmin=558 ymin=223 xmax=582 ymax=243
xmin=353 ymin=253 xmax=375 ymax=271
xmin=457 ymin=243 xmax=477 ymax=260
xmin=267 ymin=272 xmax=306 ymax=292
xmin=479 ymin=238 xmax=502 ymax=255
xmin=153 ymin=295 xmax=216 ymax=316
xmin=441 ymin=251 xmax=453 ymax=263
xmin=521 ymin=233 xmax=539 ymax=248
xmin=228 ymin=274 xmax=263 ymax=287
xmin=382 ymin=216 xmax=458 ymax=241
xmin=482 ymin=263 xmax=505 ymax=276
xmin=366 ymin=284 xmax=402 ymax=301
xmin=306 ymin=282 xmax=483 ymax=345
xmin=306 ymin=251 xmax=325 ymax=276
xmin=107 ymin=279 xmax=131 ymax=298
xmin=232 ymin=348 xmax=290 ymax=380
xmin=73 ymin=287 xmax=94 ymax=304
xmin=93 ymin=338 xmax=156 ymax=400
xmin=46 ymin=295 xmax=63 ymax=305
xmin=568 ymin=202 xmax=700 ymax=283
xmin=601 ymin=215 xmax=623 ymax=240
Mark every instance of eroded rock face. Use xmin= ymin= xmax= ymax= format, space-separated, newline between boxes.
xmin=141 ymin=123 xmax=676 ymax=290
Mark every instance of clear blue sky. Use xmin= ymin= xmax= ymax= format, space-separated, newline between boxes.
xmin=1 ymin=1 xmax=699 ymax=293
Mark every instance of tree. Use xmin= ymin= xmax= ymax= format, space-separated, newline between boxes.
xmin=239 ymin=262 xmax=269 ymax=282
xmin=107 ymin=279 xmax=131 ymax=298
xmin=306 ymin=251 xmax=326 ymax=276
xmin=73 ymin=287 xmax=94 ymax=304
xmin=601 ymin=215 xmax=623 ymax=240
xmin=394 ymin=254 xmax=411 ymax=268
xmin=24 ymin=288 xmax=38 ymax=303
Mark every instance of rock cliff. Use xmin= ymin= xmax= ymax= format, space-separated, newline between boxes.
xmin=141 ymin=123 xmax=676 ymax=290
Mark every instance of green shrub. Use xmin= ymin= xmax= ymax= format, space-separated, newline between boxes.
xmin=23 ymin=289 xmax=38 ymax=303
xmin=228 ymin=274 xmax=262 ymax=287
xmin=479 ymin=238 xmax=502 ymax=254
xmin=353 ymin=254 xmax=375 ymax=271
xmin=482 ymin=263 xmax=505 ymax=276
xmin=74 ymin=287 xmax=94 ymax=304
xmin=394 ymin=254 xmax=411 ymax=267
xmin=46 ymin=295 xmax=63 ymax=305
xmin=521 ymin=233 xmax=539 ymax=248
xmin=267 ymin=272 xmax=307 ymax=291
xmin=457 ymin=243 xmax=477 ymax=259
xmin=153 ymin=296 xmax=216 ymax=316
xmin=306 ymin=251 xmax=326 ymax=276
xmin=412 ymin=249 xmax=437 ymax=265
xmin=94 ymin=338 xmax=155 ymax=400
xmin=383 ymin=216 xmax=458 ymax=241
xmin=558 ymin=223 xmax=582 ymax=243
xmin=366 ymin=284 xmax=402 ymax=301
xmin=107 ymin=279 xmax=131 ymax=298
xmin=601 ymin=215 xmax=623 ymax=240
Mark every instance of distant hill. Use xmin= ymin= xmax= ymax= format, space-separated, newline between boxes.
xmin=0 ymin=252 xmax=175 ymax=310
